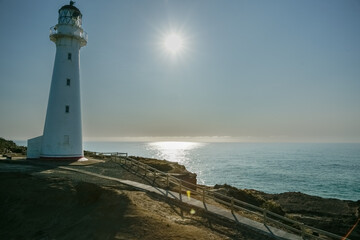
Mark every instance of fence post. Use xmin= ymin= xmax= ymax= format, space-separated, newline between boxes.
xmin=263 ymin=209 xmax=267 ymax=225
xmin=202 ymin=188 xmax=206 ymax=204
xmin=300 ymin=223 xmax=305 ymax=239
xmin=179 ymin=181 xmax=182 ymax=201
xmin=231 ymin=197 xmax=234 ymax=213
xmin=166 ymin=174 xmax=169 ymax=188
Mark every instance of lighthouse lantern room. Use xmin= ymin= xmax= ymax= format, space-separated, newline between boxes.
xmin=27 ymin=1 xmax=87 ymax=160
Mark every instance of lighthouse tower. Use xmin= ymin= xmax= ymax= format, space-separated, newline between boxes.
xmin=27 ymin=1 xmax=87 ymax=160
xmin=41 ymin=1 xmax=87 ymax=159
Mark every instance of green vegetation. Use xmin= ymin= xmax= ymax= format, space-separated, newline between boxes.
xmin=84 ymin=150 xmax=97 ymax=158
xmin=0 ymin=137 xmax=27 ymax=156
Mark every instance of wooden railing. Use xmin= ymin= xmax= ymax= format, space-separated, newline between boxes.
xmin=94 ymin=152 xmax=128 ymax=158
xmin=99 ymin=153 xmax=349 ymax=240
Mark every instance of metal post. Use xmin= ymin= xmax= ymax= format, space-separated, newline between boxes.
xmin=231 ymin=197 xmax=234 ymax=213
xmin=179 ymin=181 xmax=182 ymax=201
xmin=166 ymin=174 xmax=169 ymax=188
xmin=263 ymin=209 xmax=267 ymax=224
xmin=202 ymin=188 xmax=206 ymax=204
xmin=300 ymin=223 xmax=305 ymax=239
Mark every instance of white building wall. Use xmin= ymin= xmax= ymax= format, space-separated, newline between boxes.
xmin=27 ymin=136 xmax=42 ymax=159
xmin=41 ymin=35 xmax=84 ymax=158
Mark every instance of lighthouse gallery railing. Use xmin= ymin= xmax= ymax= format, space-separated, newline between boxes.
xmin=49 ymin=26 xmax=88 ymax=42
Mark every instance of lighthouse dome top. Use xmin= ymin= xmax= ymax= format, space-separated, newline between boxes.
xmin=58 ymin=1 xmax=82 ymax=27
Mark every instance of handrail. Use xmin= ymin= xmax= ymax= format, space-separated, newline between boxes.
xmin=103 ymin=154 xmax=349 ymax=240
xmin=94 ymin=152 xmax=128 ymax=157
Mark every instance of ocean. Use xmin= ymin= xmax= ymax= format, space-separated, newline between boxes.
xmin=83 ymin=141 xmax=360 ymax=201
xmin=15 ymin=140 xmax=360 ymax=201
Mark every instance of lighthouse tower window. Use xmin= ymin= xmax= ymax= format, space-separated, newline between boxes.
xmin=65 ymin=105 xmax=70 ymax=113
xmin=68 ymin=53 xmax=72 ymax=60
xmin=66 ymin=78 xmax=71 ymax=86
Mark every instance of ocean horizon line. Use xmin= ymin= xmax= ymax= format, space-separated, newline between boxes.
xmin=11 ymin=136 xmax=360 ymax=145
xmin=8 ymin=138 xmax=360 ymax=200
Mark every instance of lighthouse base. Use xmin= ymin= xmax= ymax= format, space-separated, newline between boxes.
xmin=27 ymin=136 xmax=43 ymax=159
xmin=27 ymin=136 xmax=86 ymax=161
xmin=40 ymin=156 xmax=87 ymax=161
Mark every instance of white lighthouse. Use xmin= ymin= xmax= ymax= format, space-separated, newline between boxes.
xmin=27 ymin=1 xmax=87 ymax=160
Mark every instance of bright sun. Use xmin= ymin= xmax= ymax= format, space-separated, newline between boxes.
xmin=164 ymin=33 xmax=184 ymax=54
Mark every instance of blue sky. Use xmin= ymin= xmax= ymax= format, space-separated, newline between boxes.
xmin=0 ymin=0 xmax=359 ymax=142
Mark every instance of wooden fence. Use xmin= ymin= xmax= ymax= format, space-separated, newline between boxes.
xmin=97 ymin=152 xmax=349 ymax=240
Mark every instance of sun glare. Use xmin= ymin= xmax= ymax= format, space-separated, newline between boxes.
xmin=147 ymin=142 xmax=205 ymax=163
xmin=163 ymin=33 xmax=184 ymax=54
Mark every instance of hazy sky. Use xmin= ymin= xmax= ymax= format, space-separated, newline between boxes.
xmin=0 ymin=0 xmax=359 ymax=142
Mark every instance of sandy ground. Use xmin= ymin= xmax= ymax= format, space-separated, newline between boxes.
xmin=0 ymin=162 xmax=271 ymax=240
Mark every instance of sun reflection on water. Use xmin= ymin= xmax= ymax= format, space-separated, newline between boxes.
xmin=146 ymin=141 xmax=205 ymax=164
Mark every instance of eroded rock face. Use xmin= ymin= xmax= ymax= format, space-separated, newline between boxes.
xmin=263 ymin=192 xmax=360 ymax=239
xmin=130 ymin=156 xmax=197 ymax=188
xmin=213 ymin=184 xmax=360 ymax=239
xmin=267 ymin=192 xmax=356 ymax=217
xmin=129 ymin=156 xmax=188 ymax=173
xmin=213 ymin=184 xmax=285 ymax=215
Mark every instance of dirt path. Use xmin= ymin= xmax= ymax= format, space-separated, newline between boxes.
xmin=0 ymin=162 xmax=271 ymax=240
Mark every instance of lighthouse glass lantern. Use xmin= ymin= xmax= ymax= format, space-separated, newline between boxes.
xmin=58 ymin=4 xmax=82 ymax=26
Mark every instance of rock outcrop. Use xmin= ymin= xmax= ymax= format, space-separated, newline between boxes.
xmin=130 ymin=156 xmax=197 ymax=189
xmin=212 ymin=184 xmax=360 ymax=239
xmin=84 ymin=151 xmax=359 ymax=238
xmin=0 ymin=137 xmax=27 ymax=156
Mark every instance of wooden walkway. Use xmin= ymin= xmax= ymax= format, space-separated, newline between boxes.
xmin=59 ymin=166 xmax=302 ymax=240
xmin=1 ymin=158 xmax=347 ymax=239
